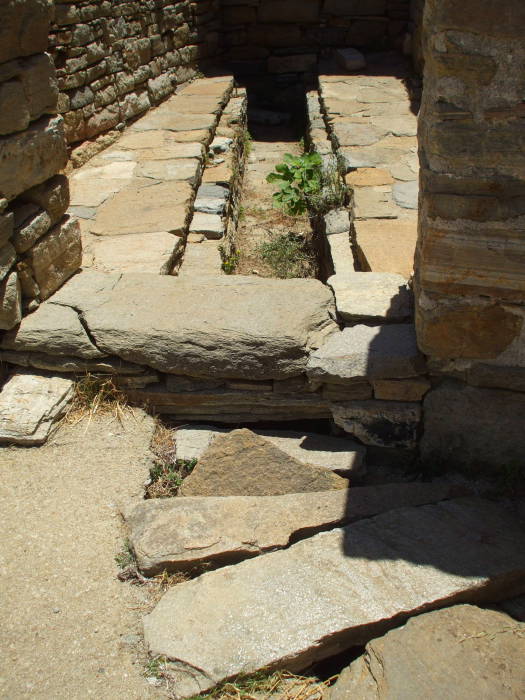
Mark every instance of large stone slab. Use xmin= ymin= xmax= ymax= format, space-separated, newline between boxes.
xmin=143 ymin=498 xmax=525 ymax=698
xmin=307 ymin=325 xmax=425 ymax=385
xmin=328 ymin=272 xmax=412 ymax=323
xmin=175 ymin=425 xmax=365 ymax=476
xmin=329 ymin=605 xmax=525 ymax=700
xmin=0 ymin=372 xmax=74 ymax=445
xmin=180 ymin=429 xmax=348 ymax=497
xmin=75 ymin=275 xmax=337 ymax=379
xmin=127 ymin=482 xmax=461 ymax=575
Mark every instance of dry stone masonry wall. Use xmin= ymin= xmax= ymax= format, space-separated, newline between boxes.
xmin=0 ymin=0 xmax=80 ymax=331
xmin=416 ymin=0 xmax=525 ymax=471
xmin=50 ymin=0 xmax=222 ymax=165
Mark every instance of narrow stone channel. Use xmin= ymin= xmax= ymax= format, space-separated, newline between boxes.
xmin=233 ymin=120 xmax=318 ymax=279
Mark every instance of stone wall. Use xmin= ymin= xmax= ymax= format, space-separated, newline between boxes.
xmin=49 ymin=0 xmax=221 ymax=162
xmin=416 ymin=0 xmax=525 ymax=471
xmin=0 ymin=0 xmax=80 ymax=330
xmin=221 ymin=0 xmax=411 ymax=78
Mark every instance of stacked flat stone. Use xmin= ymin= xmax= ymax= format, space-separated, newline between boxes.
xmin=0 ymin=0 xmax=81 ymax=330
xmin=49 ymin=0 xmax=222 ymax=164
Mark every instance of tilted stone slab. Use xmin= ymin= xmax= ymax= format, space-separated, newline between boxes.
xmin=179 ymin=429 xmax=348 ymax=497
xmin=0 ymin=372 xmax=74 ymax=445
xmin=307 ymin=324 xmax=425 ymax=385
xmin=76 ymin=274 xmax=337 ymax=379
xmin=143 ymin=498 xmax=525 ymax=698
xmin=329 ymin=605 xmax=525 ymax=700
xmin=175 ymin=425 xmax=365 ymax=476
xmin=127 ymin=482 xmax=463 ymax=575
xmin=328 ymin=272 xmax=413 ymax=324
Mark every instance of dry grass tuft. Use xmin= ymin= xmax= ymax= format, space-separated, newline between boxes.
xmin=145 ymin=421 xmax=197 ymax=498
xmin=65 ymin=373 xmax=132 ymax=426
xmin=145 ymin=667 xmax=335 ymax=700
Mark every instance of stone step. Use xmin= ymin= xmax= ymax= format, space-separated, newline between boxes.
xmin=0 ymin=372 xmax=74 ymax=445
xmin=143 ymin=497 xmax=525 ymax=698
xmin=126 ymin=482 xmax=463 ymax=575
xmin=328 ymin=271 xmax=413 ymax=324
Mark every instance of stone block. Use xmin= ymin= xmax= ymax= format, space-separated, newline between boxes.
xmin=328 ymin=272 xmax=413 ymax=323
xmin=258 ymin=0 xmax=321 ymax=23
xmin=421 ymin=380 xmax=525 ymax=473
xmin=0 ymin=212 xmax=14 ymax=247
xmin=307 ymin=324 xmax=425 ymax=384
xmin=12 ymin=204 xmax=51 ymax=253
xmin=189 ymin=212 xmax=225 ymax=239
xmin=373 ymin=378 xmax=430 ymax=401
xmin=336 ymin=48 xmax=366 ymax=72
xmin=0 ymin=116 xmax=68 ymax=202
xmin=268 ymin=54 xmax=317 ymax=74
xmin=0 ymin=271 xmax=22 ymax=330
xmin=0 ymin=0 xmax=52 ymax=64
xmin=0 ymin=242 xmax=16 ymax=282
xmin=331 ymin=399 xmax=421 ymax=448
xmin=19 ymin=175 xmax=70 ymax=226
xmin=24 ymin=217 xmax=81 ymax=300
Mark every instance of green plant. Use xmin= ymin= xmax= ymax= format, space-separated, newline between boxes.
xmin=257 ymin=232 xmax=313 ymax=279
xmin=266 ymin=152 xmax=323 ymax=216
xmin=146 ymin=458 xmax=197 ymax=499
xmin=242 ymin=129 xmax=252 ymax=157
xmin=115 ymin=539 xmax=135 ymax=569
xmin=218 ymin=244 xmax=240 ymax=274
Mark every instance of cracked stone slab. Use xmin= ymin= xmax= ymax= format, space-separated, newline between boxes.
xmin=179 ymin=429 xmax=348 ymax=497
xmin=127 ymin=482 xmax=461 ymax=575
xmin=175 ymin=425 xmax=365 ymax=476
xmin=0 ymin=372 xmax=74 ymax=445
xmin=1 ymin=300 xmax=104 ymax=359
xmin=328 ymin=272 xmax=413 ymax=323
xmin=143 ymin=497 xmax=525 ymax=698
xmin=51 ymin=274 xmax=338 ymax=380
xmin=307 ymin=324 xmax=426 ymax=384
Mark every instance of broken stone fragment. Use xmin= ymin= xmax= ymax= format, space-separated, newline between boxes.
xmin=328 ymin=272 xmax=413 ymax=324
xmin=175 ymin=424 xmax=365 ymax=476
xmin=143 ymin=497 xmax=525 ymax=699
xmin=329 ymin=605 xmax=525 ymax=700
xmin=180 ymin=428 xmax=349 ymax=497
xmin=0 ymin=372 xmax=74 ymax=445
xmin=127 ymin=482 xmax=464 ymax=575
xmin=331 ymin=399 xmax=421 ymax=448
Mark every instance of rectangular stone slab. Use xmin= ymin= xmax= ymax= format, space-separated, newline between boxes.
xmin=143 ymin=497 xmax=525 ymax=698
xmin=127 ymin=483 xmax=464 ymax=575
xmin=76 ymin=274 xmax=338 ymax=380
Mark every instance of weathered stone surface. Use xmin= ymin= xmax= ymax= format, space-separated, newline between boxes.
xmin=268 ymin=54 xmax=317 ymax=74
xmin=0 ymin=116 xmax=68 ymax=201
xmin=89 ymin=231 xmax=180 ymax=275
xmin=328 ymin=272 xmax=413 ymax=323
xmin=1 ymin=302 xmax=103 ymax=359
xmin=354 ymin=218 xmax=417 ymax=279
xmin=392 ymin=179 xmax=418 ymax=209
xmin=373 ymin=378 xmax=430 ymax=402
xmin=0 ymin=372 xmax=74 ymax=446
xmin=72 ymin=274 xmax=337 ymax=380
xmin=0 ymin=212 xmax=14 ymax=247
xmin=90 ymin=182 xmax=192 ymax=236
xmin=345 ymin=168 xmax=394 ymax=187
xmin=307 ymin=325 xmax=425 ymax=384
xmin=143 ymin=498 xmax=525 ymax=698
xmin=175 ymin=425 xmax=365 ymax=476
xmin=0 ymin=0 xmax=52 ymax=64
xmin=128 ymin=482 xmax=462 ymax=574
xmin=0 ymin=271 xmax=22 ymax=330
xmin=331 ymin=399 xmax=421 ymax=448
xmin=336 ymin=48 xmax=366 ymax=72
xmin=189 ymin=212 xmax=225 ymax=239
xmin=354 ymin=187 xmax=397 ymax=219
xmin=0 ymin=243 xmax=16 ymax=281
xmin=421 ymin=381 xmax=525 ymax=473
xmin=180 ymin=429 xmax=348 ymax=497
xmin=12 ymin=206 xmax=51 ymax=253
xmin=137 ymin=159 xmax=200 ymax=183
xmin=24 ymin=217 xmax=81 ymax=300
xmin=329 ymin=605 xmax=525 ymax=700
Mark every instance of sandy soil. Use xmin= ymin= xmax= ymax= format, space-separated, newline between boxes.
xmin=0 ymin=410 xmax=163 ymax=699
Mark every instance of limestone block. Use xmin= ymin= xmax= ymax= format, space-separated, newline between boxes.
xmin=328 ymin=272 xmax=413 ymax=323
xmin=0 ymin=212 xmax=14 ymax=247
xmin=143 ymin=497 xmax=525 ymax=698
xmin=0 ymin=0 xmax=52 ymax=64
xmin=128 ymin=482 xmax=462 ymax=575
xmin=189 ymin=212 xmax=225 ymax=239
xmin=0 ymin=116 xmax=68 ymax=202
xmin=0 ymin=80 xmax=29 ymax=135
xmin=12 ymin=204 xmax=51 ymax=253
xmin=329 ymin=606 xmax=525 ymax=700
xmin=0 ymin=372 xmax=74 ymax=446
xmin=19 ymin=175 xmax=70 ymax=226
xmin=0 ymin=271 xmax=22 ymax=330
xmin=0 ymin=243 xmax=16 ymax=281
xmin=24 ymin=217 xmax=81 ymax=300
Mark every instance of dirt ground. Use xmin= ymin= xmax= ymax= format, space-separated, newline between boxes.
xmin=0 ymin=410 xmax=163 ymax=699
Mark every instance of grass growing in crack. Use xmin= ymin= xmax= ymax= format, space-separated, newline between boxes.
xmin=219 ymin=244 xmax=240 ymax=274
xmin=257 ymin=232 xmax=314 ymax=279
xmin=115 ymin=539 xmax=135 ymax=569
xmin=146 ymin=421 xmax=197 ymax=498
xmin=65 ymin=373 xmax=131 ymax=426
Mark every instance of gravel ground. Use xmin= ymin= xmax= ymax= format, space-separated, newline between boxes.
xmin=0 ymin=410 xmax=163 ymax=699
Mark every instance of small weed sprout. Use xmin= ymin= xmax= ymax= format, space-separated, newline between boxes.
xmin=218 ymin=244 xmax=240 ymax=274
xmin=115 ymin=539 xmax=135 ymax=569
xmin=257 ymin=232 xmax=313 ymax=279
